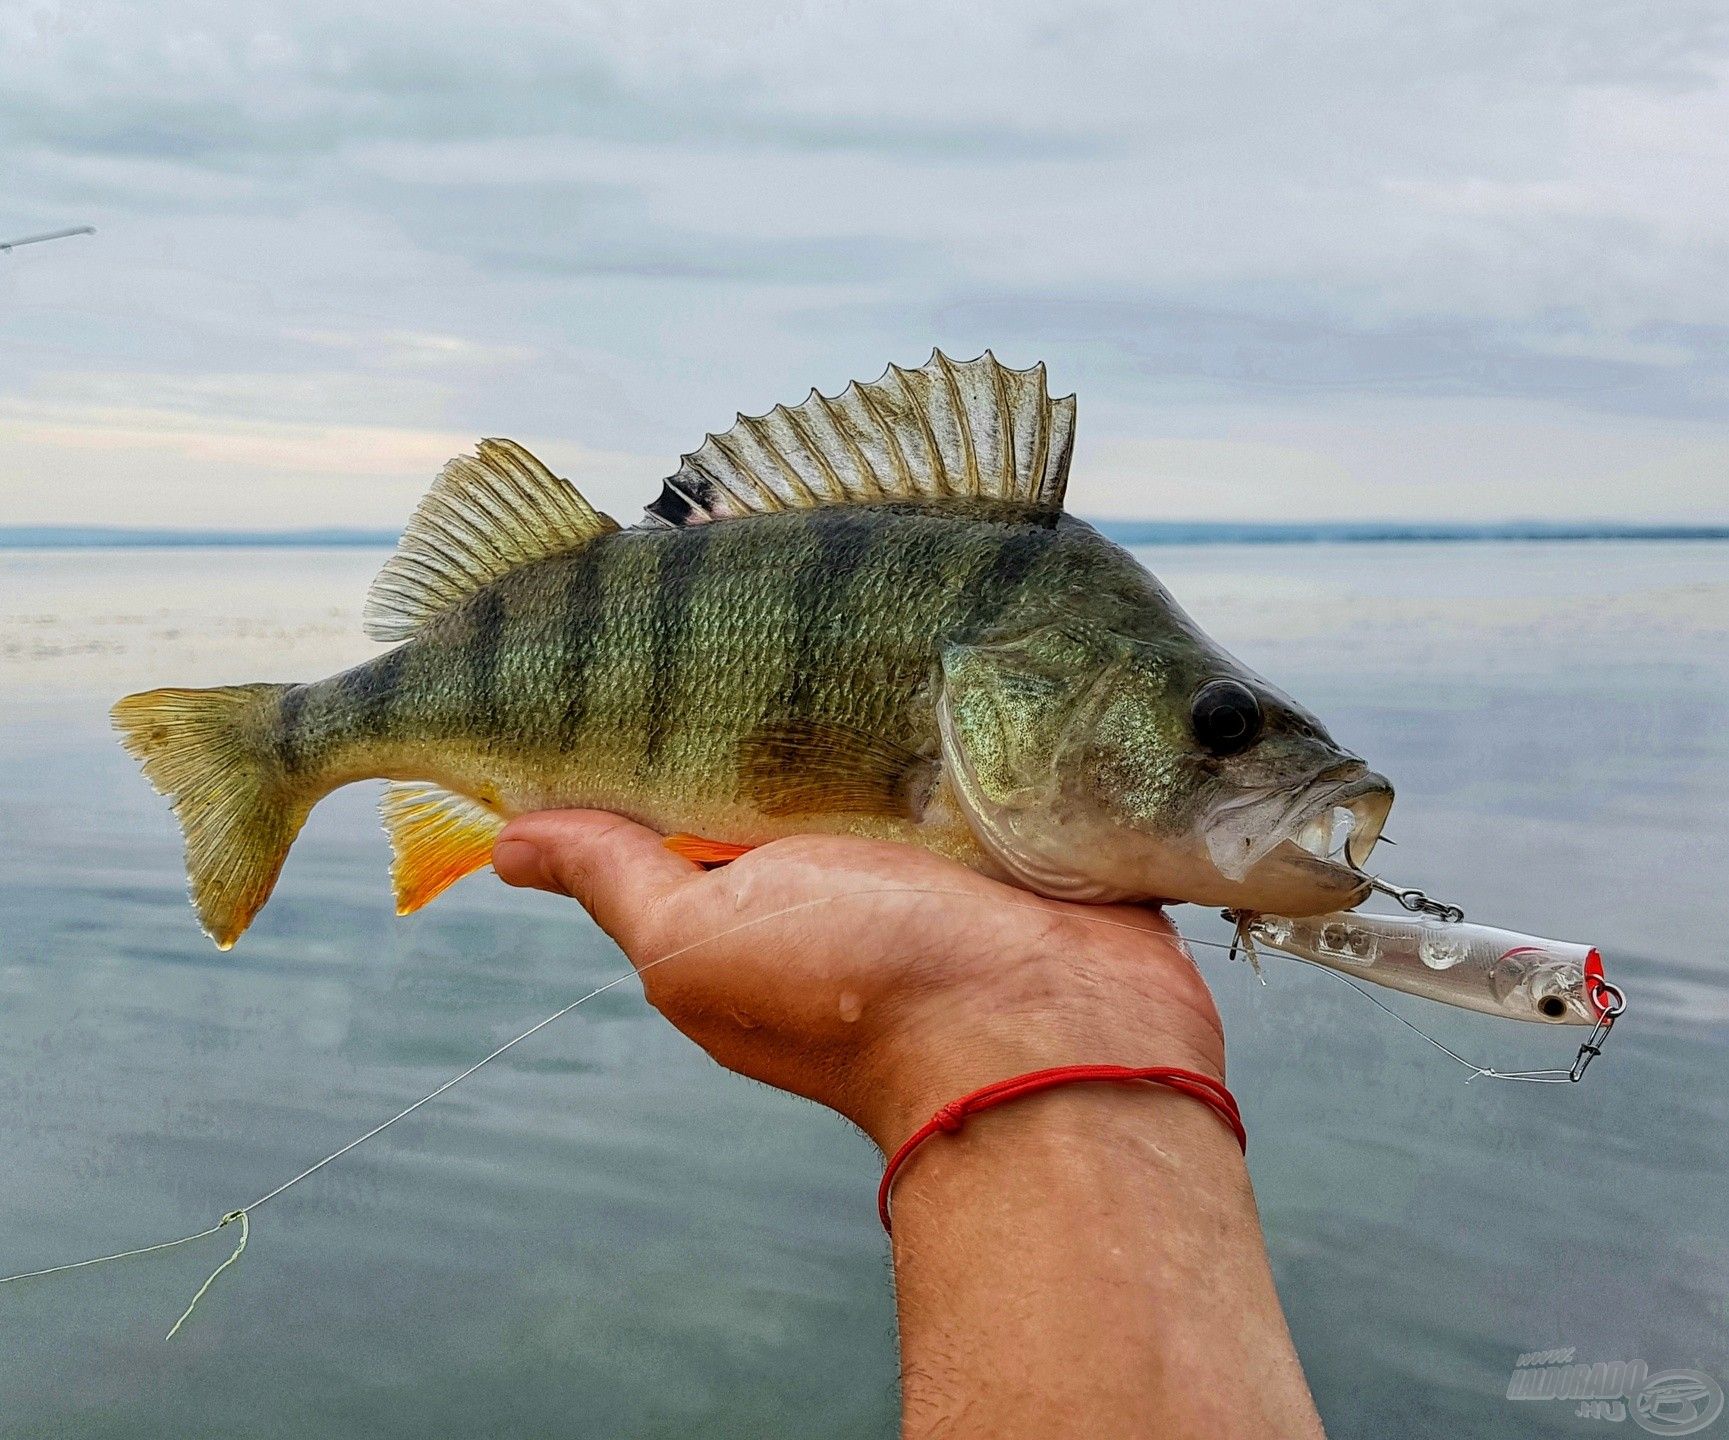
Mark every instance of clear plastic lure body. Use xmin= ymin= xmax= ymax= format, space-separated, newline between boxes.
xmin=1246 ymin=910 xmax=1612 ymax=1025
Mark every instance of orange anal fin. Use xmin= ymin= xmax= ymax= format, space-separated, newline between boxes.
xmin=382 ymin=783 xmax=505 ymax=914
xmin=664 ymin=834 xmax=757 ymax=868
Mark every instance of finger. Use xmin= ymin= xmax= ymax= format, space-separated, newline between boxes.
xmin=494 ymin=809 xmax=702 ymax=954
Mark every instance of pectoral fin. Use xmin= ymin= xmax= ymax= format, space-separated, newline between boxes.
xmin=381 ymin=783 xmax=505 ymax=914
xmin=737 ymin=720 xmax=936 ymax=819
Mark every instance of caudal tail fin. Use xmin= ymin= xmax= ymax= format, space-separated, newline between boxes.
xmin=112 ymin=684 xmax=308 ymax=950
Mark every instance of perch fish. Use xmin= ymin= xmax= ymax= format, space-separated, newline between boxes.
xmin=115 ymin=350 xmax=1394 ymax=948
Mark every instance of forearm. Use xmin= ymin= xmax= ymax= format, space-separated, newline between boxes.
xmin=882 ymin=1082 xmax=1325 ymax=1440
xmin=491 ymin=817 xmax=1316 ymax=1436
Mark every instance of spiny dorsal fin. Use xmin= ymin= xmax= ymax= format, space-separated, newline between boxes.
xmin=364 ymin=438 xmax=620 ymax=642
xmin=643 ymin=349 xmax=1075 ymax=528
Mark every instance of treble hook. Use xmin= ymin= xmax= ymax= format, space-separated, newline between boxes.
xmin=1221 ymin=909 xmax=1264 ymax=979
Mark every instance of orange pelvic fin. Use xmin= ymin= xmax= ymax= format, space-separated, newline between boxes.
xmin=664 ymin=834 xmax=757 ymax=867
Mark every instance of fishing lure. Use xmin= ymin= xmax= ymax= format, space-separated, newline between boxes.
xmin=1240 ymin=908 xmax=1618 ymax=1026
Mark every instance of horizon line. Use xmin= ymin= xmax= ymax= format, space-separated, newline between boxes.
xmin=1 ymin=519 xmax=1726 ymax=550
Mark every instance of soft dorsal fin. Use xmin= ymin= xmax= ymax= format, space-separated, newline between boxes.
xmin=364 ymin=438 xmax=620 ymax=642
xmin=643 ymin=349 xmax=1075 ymax=528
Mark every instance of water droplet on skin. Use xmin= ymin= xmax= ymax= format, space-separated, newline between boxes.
xmin=837 ymin=990 xmax=863 ymax=1023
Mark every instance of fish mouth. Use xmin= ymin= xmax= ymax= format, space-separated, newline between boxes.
xmin=1282 ymin=770 xmax=1395 ymax=873
xmin=1205 ymin=765 xmax=1394 ymax=885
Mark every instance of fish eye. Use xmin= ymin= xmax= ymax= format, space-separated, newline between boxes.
xmin=1537 ymin=995 xmax=1568 ymax=1020
xmin=1190 ymin=678 xmax=1264 ymax=757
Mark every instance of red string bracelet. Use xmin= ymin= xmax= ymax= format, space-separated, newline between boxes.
xmin=876 ymin=1064 xmax=1246 ymax=1232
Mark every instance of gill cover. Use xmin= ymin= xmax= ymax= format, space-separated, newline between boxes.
xmin=938 ymin=626 xmax=1131 ymax=901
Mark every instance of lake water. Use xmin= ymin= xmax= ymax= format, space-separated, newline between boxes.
xmin=0 ymin=541 xmax=1725 ymax=1438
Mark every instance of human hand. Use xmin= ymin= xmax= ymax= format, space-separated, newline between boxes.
xmin=494 ymin=813 xmax=1324 ymax=1439
xmin=492 ymin=811 xmax=1225 ymax=1149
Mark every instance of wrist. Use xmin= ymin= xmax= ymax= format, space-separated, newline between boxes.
xmin=877 ymin=1063 xmax=1255 ymax=1260
xmin=877 ymin=1063 xmax=1244 ymax=1232
xmin=848 ymin=952 xmax=1227 ymax=1150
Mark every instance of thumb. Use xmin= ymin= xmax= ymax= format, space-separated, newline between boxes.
xmin=494 ymin=809 xmax=701 ymax=955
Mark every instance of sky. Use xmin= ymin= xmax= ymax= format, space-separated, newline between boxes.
xmin=3 ymin=0 xmax=1728 ymax=528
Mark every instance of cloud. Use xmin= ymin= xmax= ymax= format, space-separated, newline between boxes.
xmin=3 ymin=0 xmax=1728 ymax=523
xmin=897 ymin=293 xmax=1729 ymax=422
xmin=1071 ymin=395 xmax=1729 ymax=522
xmin=0 ymin=395 xmax=660 ymax=527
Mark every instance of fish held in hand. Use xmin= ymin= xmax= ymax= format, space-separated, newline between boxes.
xmin=114 ymin=350 xmax=1393 ymax=949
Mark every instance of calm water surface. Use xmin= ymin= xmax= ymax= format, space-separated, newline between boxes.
xmin=0 ymin=542 xmax=1724 ymax=1438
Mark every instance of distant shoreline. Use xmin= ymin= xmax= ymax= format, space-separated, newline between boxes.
xmin=1 ymin=520 xmax=1725 ymax=550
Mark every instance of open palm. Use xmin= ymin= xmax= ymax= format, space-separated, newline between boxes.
xmin=493 ymin=811 xmax=1227 ymax=1147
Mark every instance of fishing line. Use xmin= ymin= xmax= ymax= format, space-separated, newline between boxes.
xmin=0 ymin=884 xmax=1602 ymax=1336
xmin=1229 ymin=951 xmax=1580 ymax=1084
xmin=0 ymin=887 xmax=951 ymax=1332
